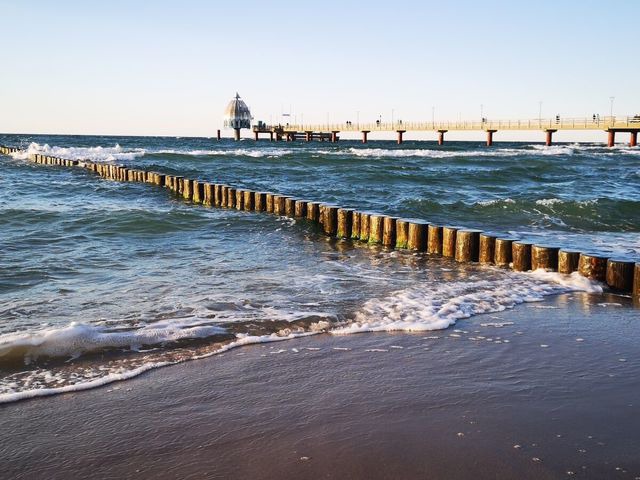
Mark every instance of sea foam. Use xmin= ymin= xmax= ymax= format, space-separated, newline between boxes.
xmin=10 ymin=142 xmax=146 ymax=162
xmin=331 ymin=271 xmax=602 ymax=335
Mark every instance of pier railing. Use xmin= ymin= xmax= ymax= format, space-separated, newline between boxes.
xmin=273 ymin=116 xmax=640 ymax=133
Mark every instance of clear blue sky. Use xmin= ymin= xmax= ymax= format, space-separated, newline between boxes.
xmin=1 ymin=0 xmax=638 ymax=139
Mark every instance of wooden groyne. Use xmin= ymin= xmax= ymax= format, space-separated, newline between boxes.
xmin=2 ymin=145 xmax=639 ymax=298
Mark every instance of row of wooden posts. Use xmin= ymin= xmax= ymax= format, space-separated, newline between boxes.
xmin=2 ymin=145 xmax=639 ymax=297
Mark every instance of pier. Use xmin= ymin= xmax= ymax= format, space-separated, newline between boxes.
xmin=252 ymin=115 xmax=640 ymax=146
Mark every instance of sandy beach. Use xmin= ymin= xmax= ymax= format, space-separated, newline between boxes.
xmin=2 ymin=292 xmax=638 ymax=479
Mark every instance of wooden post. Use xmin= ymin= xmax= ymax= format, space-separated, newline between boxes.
xmin=175 ymin=176 xmax=184 ymax=194
xmin=306 ymin=202 xmax=321 ymax=222
xmin=183 ymin=179 xmax=193 ymax=201
xmin=494 ymin=238 xmax=515 ymax=267
xmin=235 ymin=189 xmax=245 ymax=210
xmin=395 ymin=219 xmax=409 ymax=249
xmin=203 ymin=183 xmax=214 ymax=206
xmin=455 ymin=230 xmax=481 ymax=262
xmin=273 ymin=195 xmax=287 ymax=215
xmin=351 ymin=211 xmax=362 ymax=240
xmin=254 ymin=192 xmax=266 ymax=211
xmin=294 ymin=200 xmax=307 ymax=218
xmin=427 ymin=224 xmax=443 ymax=254
xmin=408 ymin=220 xmax=428 ymax=251
xmin=606 ymin=259 xmax=635 ymax=293
xmin=323 ymin=205 xmax=339 ymax=235
xmin=266 ymin=193 xmax=275 ymax=213
xmin=382 ymin=217 xmax=397 ymax=247
xmin=359 ymin=213 xmax=371 ymax=242
xmin=193 ymin=181 xmax=204 ymax=204
xmin=578 ymin=253 xmax=608 ymax=281
xmin=479 ymin=233 xmax=496 ymax=264
xmin=337 ymin=208 xmax=354 ymax=239
xmin=558 ymin=250 xmax=580 ymax=274
xmin=633 ymin=264 xmax=640 ymax=298
xmin=369 ymin=215 xmax=383 ymax=244
xmin=227 ymin=187 xmax=236 ymax=208
xmin=531 ymin=245 xmax=559 ymax=271
xmin=512 ymin=241 xmax=532 ymax=271
xmin=244 ymin=190 xmax=254 ymax=211
xmin=285 ymin=198 xmax=297 ymax=217
xmin=442 ymin=226 xmax=459 ymax=258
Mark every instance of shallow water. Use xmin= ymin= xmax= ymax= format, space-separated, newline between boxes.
xmin=0 ymin=134 xmax=636 ymax=402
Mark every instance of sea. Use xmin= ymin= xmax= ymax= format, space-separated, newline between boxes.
xmin=1 ymin=134 xmax=638 ymax=403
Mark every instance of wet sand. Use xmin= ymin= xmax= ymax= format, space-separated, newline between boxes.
xmin=1 ymin=292 xmax=639 ymax=479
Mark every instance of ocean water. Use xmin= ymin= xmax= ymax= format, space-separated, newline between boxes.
xmin=0 ymin=134 xmax=637 ymax=403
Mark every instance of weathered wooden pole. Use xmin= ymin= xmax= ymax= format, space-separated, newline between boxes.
xmin=606 ymin=259 xmax=635 ymax=293
xmin=273 ymin=195 xmax=288 ymax=215
xmin=244 ymin=190 xmax=255 ymax=211
xmin=183 ymin=179 xmax=193 ymax=201
xmin=359 ymin=213 xmax=371 ymax=242
xmin=442 ymin=226 xmax=459 ymax=258
xmin=235 ymin=189 xmax=245 ymax=210
xmin=382 ymin=217 xmax=397 ymax=247
xmin=512 ymin=241 xmax=532 ymax=271
xmin=337 ymin=208 xmax=354 ymax=239
xmin=351 ymin=211 xmax=362 ymax=240
xmin=633 ymin=264 xmax=640 ymax=298
xmin=395 ymin=219 xmax=409 ymax=249
xmin=203 ymin=183 xmax=214 ymax=206
xmin=285 ymin=198 xmax=297 ymax=217
xmin=494 ymin=238 xmax=515 ymax=267
xmin=266 ymin=193 xmax=275 ymax=213
xmin=227 ymin=187 xmax=236 ymax=208
xmin=254 ymin=192 xmax=267 ymax=211
xmin=369 ymin=215 xmax=383 ymax=244
xmin=323 ymin=205 xmax=339 ymax=236
xmin=306 ymin=202 xmax=321 ymax=222
xmin=212 ymin=184 xmax=222 ymax=206
xmin=220 ymin=186 xmax=229 ymax=207
xmin=427 ymin=224 xmax=443 ymax=254
xmin=408 ymin=220 xmax=428 ymax=251
xmin=558 ymin=250 xmax=580 ymax=274
xmin=479 ymin=233 xmax=496 ymax=264
xmin=531 ymin=245 xmax=559 ymax=271
xmin=193 ymin=181 xmax=204 ymax=204
xmin=294 ymin=199 xmax=307 ymax=218
xmin=455 ymin=229 xmax=481 ymax=262
xmin=578 ymin=253 xmax=608 ymax=281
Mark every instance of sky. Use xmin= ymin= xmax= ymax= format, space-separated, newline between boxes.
xmin=1 ymin=0 xmax=639 ymax=140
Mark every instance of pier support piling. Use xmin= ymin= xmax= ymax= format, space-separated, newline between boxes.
xmin=630 ymin=131 xmax=638 ymax=147
xmin=607 ymin=130 xmax=615 ymax=147
xmin=234 ymin=128 xmax=241 ymax=141
xmin=396 ymin=130 xmax=406 ymax=145
xmin=361 ymin=130 xmax=370 ymax=144
xmin=545 ymin=129 xmax=557 ymax=146
xmin=438 ymin=130 xmax=447 ymax=146
xmin=486 ymin=130 xmax=497 ymax=147
xmin=331 ymin=131 xmax=339 ymax=142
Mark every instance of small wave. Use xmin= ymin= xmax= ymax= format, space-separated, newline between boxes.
xmin=0 ymin=319 xmax=228 ymax=364
xmin=10 ymin=142 xmax=145 ymax=162
xmin=152 ymin=148 xmax=293 ymax=158
xmin=331 ymin=271 xmax=601 ymax=334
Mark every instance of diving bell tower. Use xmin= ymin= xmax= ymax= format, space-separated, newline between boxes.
xmin=223 ymin=93 xmax=252 ymax=141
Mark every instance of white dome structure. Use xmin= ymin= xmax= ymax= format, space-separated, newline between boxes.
xmin=223 ymin=93 xmax=252 ymax=140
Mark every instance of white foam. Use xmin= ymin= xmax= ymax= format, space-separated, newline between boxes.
xmin=10 ymin=142 xmax=145 ymax=162
xmin=0 ymin=330 xmax=317 ymax=404
xmin=0 ymin=320 xmax=227 ymax=364
xmin=331 ymin=270 xmax=601 ymax=335
xmin=153 ymin=148 xmax=293 ymax=158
